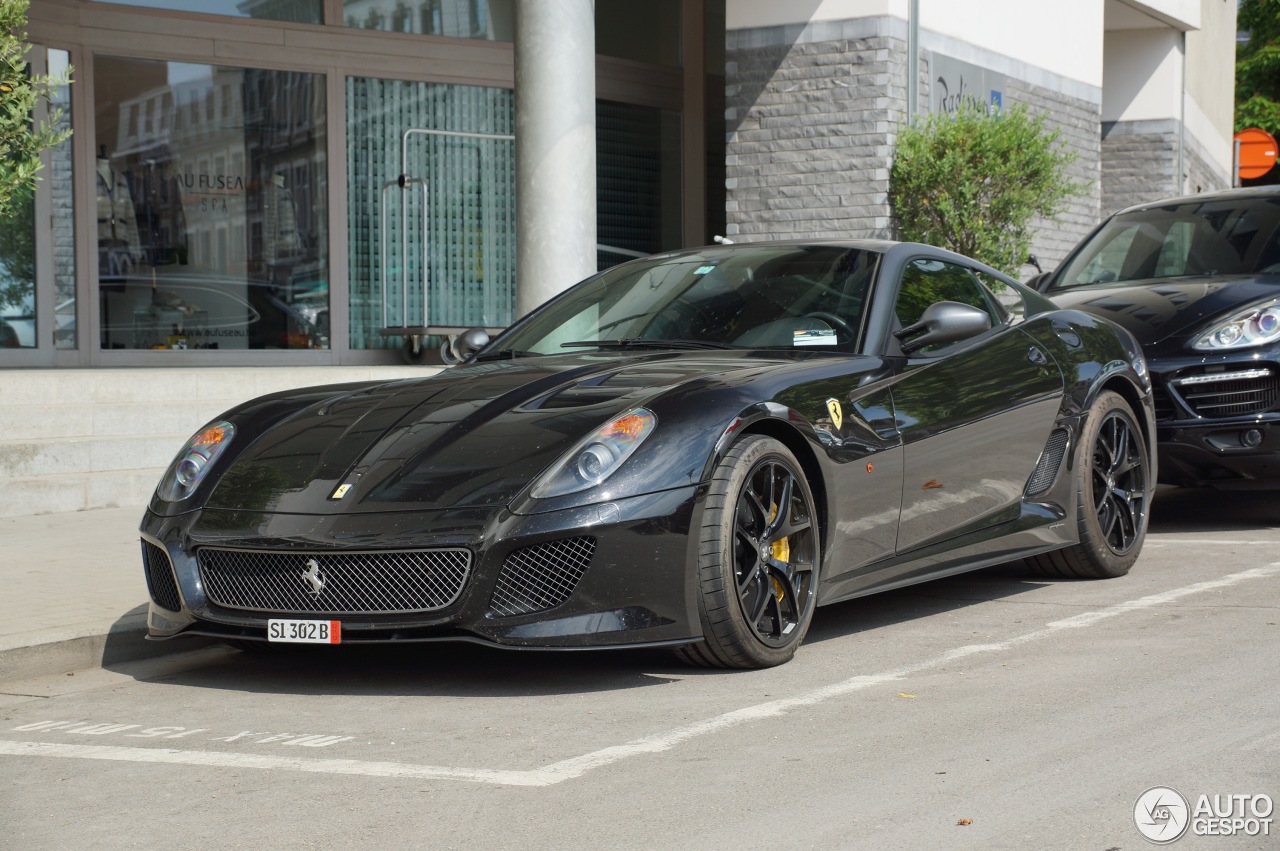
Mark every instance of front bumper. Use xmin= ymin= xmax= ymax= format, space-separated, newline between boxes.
xmin=1149 ymin=353 xmax=1280 ymax=488
xmin=140 ymin=484 xmax=705 ymax=650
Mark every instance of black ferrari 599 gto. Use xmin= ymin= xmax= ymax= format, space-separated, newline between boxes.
xmin=141 ymin=240 xmax=1155 ymax=668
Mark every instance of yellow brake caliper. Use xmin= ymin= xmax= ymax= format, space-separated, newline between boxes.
xmin=767 ymin=503 xmax=790 ymax=601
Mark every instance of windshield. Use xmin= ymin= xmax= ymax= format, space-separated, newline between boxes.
xmin=494 ymin=245 xmax=879 ymax=355
xmin=1052 ymin=195 xmax=1280 ymax=289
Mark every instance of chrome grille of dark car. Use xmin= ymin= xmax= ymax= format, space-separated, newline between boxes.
xmin=141 ymin=540 xmax=183 ymax=613
xmin=197 ymin=548 xmax=471 ymax=614
xmin=1025 ymin=428 xmax=1070 ymax=496
xmin=489 ymin=536 xmax=597 ymax=617
xmin=1173 ymin=371 xmax=1279 ymax=418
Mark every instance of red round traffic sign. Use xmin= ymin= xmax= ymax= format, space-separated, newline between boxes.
xmin=1235 ymin=127 xmax=1278 ymax=180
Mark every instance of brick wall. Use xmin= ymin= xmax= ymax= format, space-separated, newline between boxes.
xmin=724 ymin=18 xmax=1103 ymax=274
xmin=725 ymin=20 xmax=908 ymax=241
xmin=1006 ymin=80 xmax=1102 ymax=271
xmin=1101 ymin=120 xmax=1180 ymax=216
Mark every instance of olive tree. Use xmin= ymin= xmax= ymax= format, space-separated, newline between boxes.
xmin=1 ymin=0 xmax=71 ymax=219
xmin=889 ymin=103 xmax=1084 ymax=276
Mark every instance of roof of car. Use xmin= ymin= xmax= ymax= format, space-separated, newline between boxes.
xmin=1114 ymin=185 xmax=1280 ymax=216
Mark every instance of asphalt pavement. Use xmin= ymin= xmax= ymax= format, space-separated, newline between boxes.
xmin=2 ymin=487 xmax=1275 ymax=685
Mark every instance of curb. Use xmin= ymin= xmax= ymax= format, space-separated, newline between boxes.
xmin=0 ymin=618 xmax=216 ymax=682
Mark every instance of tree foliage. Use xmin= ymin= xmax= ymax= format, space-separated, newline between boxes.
xmin=889 ymin=103 xmax=1085 ymax=276
xmin=1236 ymin=0 xmax=1280 ymax=142
xmin=1 ymin=0 xmax=72 ymax=219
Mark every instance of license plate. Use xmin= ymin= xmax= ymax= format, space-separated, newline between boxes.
xmin=267 ymin=619 xmax=341 ymax=644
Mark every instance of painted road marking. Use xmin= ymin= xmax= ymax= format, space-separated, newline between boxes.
xmin=2 ymin=564 xmax=1278 ymax=787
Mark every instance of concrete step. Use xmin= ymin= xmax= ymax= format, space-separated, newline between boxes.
xmin=0 ymin=469 xmax=161 ymax=518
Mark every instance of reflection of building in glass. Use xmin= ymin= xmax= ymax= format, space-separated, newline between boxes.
xmin=98 ymin=58 xmax=328 ymax=350
xmin=343 ymin=0 xmax=512 ymax=39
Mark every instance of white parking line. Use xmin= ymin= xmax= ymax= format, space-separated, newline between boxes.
xmin=3 ymin=564 xmax=1278 ymax=787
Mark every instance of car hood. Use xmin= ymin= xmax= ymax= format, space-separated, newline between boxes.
xmin=1045 ymin=274 xmax=1280 ymax=348
xmin=203 ymin=351 xmax=781 ymax=515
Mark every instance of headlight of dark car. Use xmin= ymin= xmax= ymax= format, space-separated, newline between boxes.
xmin=531 ymin=408 xmax=656 ymax=499
xmin=156 ymin=421 xmax=236 ymax=502
xmin=1192 ymin=298 xmax=1280 ymax=351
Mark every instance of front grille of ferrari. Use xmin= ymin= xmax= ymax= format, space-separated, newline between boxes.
xmin=1171 ymin=369 xmax=1279 ymax=418
xmin=197 ymin=548 xmax=472 ymax=615
xmin=488 ymin=536 xmax=597 ymax=617
xmin=141 ymin=540 xmax=183 ymax=612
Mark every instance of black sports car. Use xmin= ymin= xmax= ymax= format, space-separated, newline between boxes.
xmin=141 ymin=240 xmax=1155 ymax=668
xmin=1036 ymin=187 xmax=1280 ymax=489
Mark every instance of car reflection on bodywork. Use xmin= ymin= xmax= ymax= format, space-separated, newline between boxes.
xmin=140 ymin=239 xmax=1155 ymax=668
xmin=1036 ymin=187 xmax=1280 ymax=489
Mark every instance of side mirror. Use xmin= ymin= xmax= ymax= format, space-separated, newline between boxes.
xmin=1025 ymin=253 xmax=1042 ymax=274
xmin=1024 ymin=271 xmax=1053 ymax=292
xmin=894 ymin=301 xmax=992 ymax=354
xmin=443 ymin=327 xmax=490 ymax=364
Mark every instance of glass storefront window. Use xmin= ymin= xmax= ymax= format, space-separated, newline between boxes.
xmin=347 ymin=76 xmax=515 ymax=349
xmin=94 ymin=57 xmax=329 ymax=350
xmin=1 ymin=48 xmax=74 ymax=352
xmin=597 ymin=101 xmax=682 ymax=270
xmin=0 ymin=187 xmax=35 ymax=349
xmin=91 ymin=0 xmax=324 ymax=24
xmin=344 ymin=0 xmax=513 ymax=40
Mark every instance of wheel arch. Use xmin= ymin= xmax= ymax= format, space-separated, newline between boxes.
xmin=729 ymin=416 xmax=831 ymax=560
xmin=1097 ymin=373 xmax=1156 ymax=460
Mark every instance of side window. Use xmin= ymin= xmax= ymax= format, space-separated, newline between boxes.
xmin=894 ymin=259 xmax=1003 ymax=355
xmin=895 ymin=259 xmax=1003 ymax=329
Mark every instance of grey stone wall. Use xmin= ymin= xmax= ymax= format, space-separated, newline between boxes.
xmin=1101 ymin=119 xmax=1180 ymax=216
xmin=725 ymin=19 xmax=909 ymax=241
xmin=1183 ymin=127 xmax=1231 ymax=197
xmin=724 ymin=18 xmax=1103 ymax=275
xmin=1005 ymin=80 xmax=1102 ymax=272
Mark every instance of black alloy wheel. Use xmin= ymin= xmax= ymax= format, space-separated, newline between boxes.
xmin=679 ymin=435 xmax=820 ymax=668
xmin=1028 ymin=391 xmax=1150 ymax=579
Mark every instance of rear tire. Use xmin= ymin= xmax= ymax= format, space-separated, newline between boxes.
xmin=676 ymin=435 xmax=820 ymax=668
xmin=1028 ymin=391 xmax=1150 ymax=578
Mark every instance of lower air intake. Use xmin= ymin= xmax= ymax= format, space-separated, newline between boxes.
xmin=142 ymin=540 xmax=183 ymax=612
xmin=489 ymin=536 xmax=597 ymax=617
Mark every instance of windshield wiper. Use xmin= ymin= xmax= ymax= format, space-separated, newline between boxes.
xmin=561 ymin=338 xmax=738 ymax=351
xmin=473 ymin=348 xmax=538 ymax=361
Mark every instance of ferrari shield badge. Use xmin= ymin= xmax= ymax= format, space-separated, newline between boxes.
xmin=826 ymin=398 xmax=844 ymax=431
xmin=330 ymin=483 xmax=353 ymax=500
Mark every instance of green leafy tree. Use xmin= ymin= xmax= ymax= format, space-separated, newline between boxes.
xmin=1 ymin=0 xmax=72 ymax=219
xmin=889 ymin=103 xmax=1085 ymax=276
xmin=1236 ymin=0 xmax=1280 ymax=136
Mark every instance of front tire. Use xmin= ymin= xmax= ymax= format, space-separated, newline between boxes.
xmin=678 ymin=435 xmax=820 ymax=668
xmin=1028 ymin=391 xmax=1150 ymax=578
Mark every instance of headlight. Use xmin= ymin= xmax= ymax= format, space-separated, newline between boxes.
xmin=1192 ymin=299 xmax=1280 ymax=351
xmin=531 ymin=408 xmax=656 ymax=499
xmin=157 ymin=421 xmax=236 ymax=502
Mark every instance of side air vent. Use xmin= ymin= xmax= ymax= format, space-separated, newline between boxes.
xmin=489 ymin=536 xmax=597 ymax=617
xmin=141 ymin=540 xmax=183 ymax=612
xmin=1025 ymin=428 xmax=1070 ymax=496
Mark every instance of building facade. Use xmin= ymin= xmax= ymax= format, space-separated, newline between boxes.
xmin=724 ymin=0 xmax=1237 ymax=269
xmin=0 ymin=0 xmax=1238 ymax=517
xmin=3 ymin=0 xmax=722 ymax=367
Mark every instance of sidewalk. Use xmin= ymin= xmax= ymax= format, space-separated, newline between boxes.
xmin=0 ymin=506 xmax=202 ymax=682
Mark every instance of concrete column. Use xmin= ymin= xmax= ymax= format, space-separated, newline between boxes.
xmin=515 ymin=0 xmax=596 ymax=318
